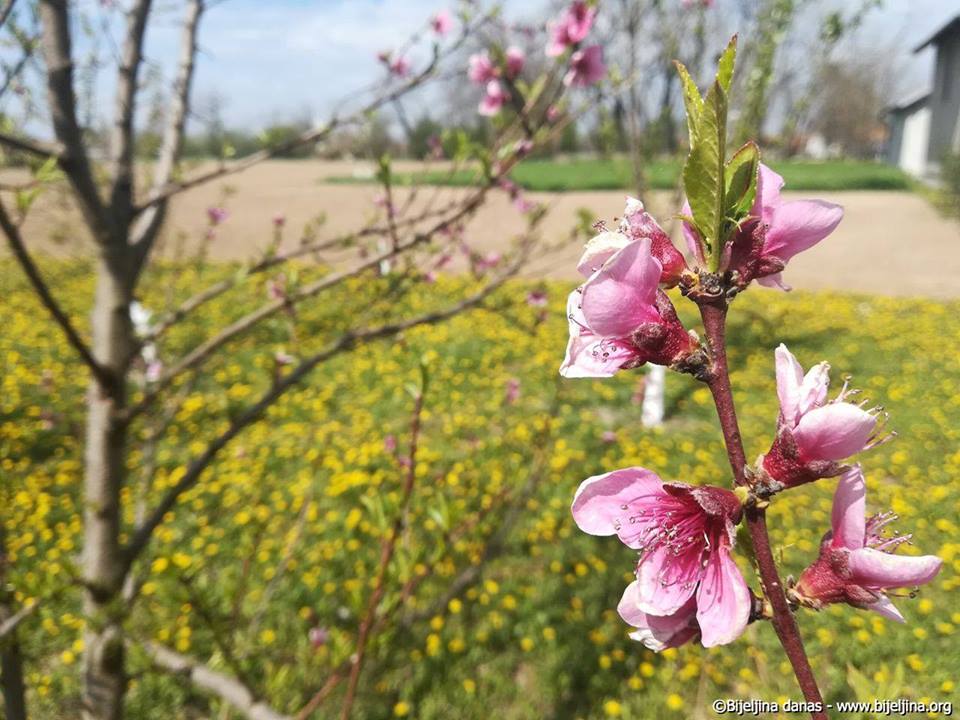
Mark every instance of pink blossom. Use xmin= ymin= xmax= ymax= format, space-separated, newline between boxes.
xmin=266 ymin=274 xmax=287 ymax=301
xmin=563 ymin=45 xmax=606 ymax=87
xmin=423 ymin=271 xmax=437 ymax=284
xmin=526 ymin=290 xmax=548 ymax=307
xmin=619 ymin=197 xmax=687 ymax=286
xmin=514 ymin=196 xmax=537 ymax=214
xmin=505 ymin=377 xmax=521 ymax=404
xmin=561 ymin=237 xmax=697 ymax=378
xmin=572 ymin=467 xmax=750 ymax=649
xmin=546 ymin=1 xmax=597 ymax=57
xmin=273 ymin=213 xmax=286 ymax=228
xmin=308 ymin=626 xmax=329 ymax=648
xmin=475 ymin=251 xmax=502 ymax=273
xmin=478 ymin=80 xmax=509 ymax=116
xmin=207 ymin=206 xmax=228 ymax=225
xmin=601 ymin=430 xmax=617 ymax=443
xmin=761 ymin=344 xmax=887 ymax=489
xmin=505 ymin=46 xmax=525 ymax=79
xmin=431 ymin=9 xmax=453 ymax=35
xmin=427 ymin=134 xmax=444 ymax=159
xmin=791 ymin=466 xmax=942 ymax=622
xmin=389 ymin=55 xmax=411 ymax=78
xmin=384 ymin=435 xmax=397 ymax=453
xmin=546 ymin=105 xmax=561 ymax=123
xmin=682 ymin=164 xmax=843 ymax=289
xmin=468 ymin=52 xmax=498 ymax=85
xmin=682 ymin=0 xmax=715 ymax=8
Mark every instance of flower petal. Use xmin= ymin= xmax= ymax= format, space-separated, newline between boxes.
xmin=830 ymin=465 xmax=866 ymax=550
xmin=798 ymin=361 xmax=830 ymax=416
xmin=756 ymin=272 xmax=792 ymax=291
xmin=636 ymin=544 xmax=700 ymax=616
xmin=580 ymin=238 xmax=661 ymax=338
xmin=755 ymin=164 xmax=785 ymax=223
xmin=576 ymin=231 xmax=631 ymax=277
xmin=793 ymin=402 xmax=876 ymax=462
xmin=618 ymin=581 xmax=698 ymax=651
xmin=774 ymin=343 xmax=804 ymax=428
xmin=570 ymin=467 xmax=665 ymax=540
xmin=695 ymin=546 xmax=751 ymax=647
xmin=847 ymin=548 xmax=943 ymax=589
xmin=865 ymin=595 xmax=905 ymax=623
xmin=764 ymin=200 xmax=843 ymax=262
xmin=560 ymin=335 xmax=639 ymax=378
xmin=679 ymin=200 xmax=705 ymax=264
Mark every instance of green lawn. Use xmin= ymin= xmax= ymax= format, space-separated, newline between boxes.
xmin=328 ymin=157 xmax=912 ymax=192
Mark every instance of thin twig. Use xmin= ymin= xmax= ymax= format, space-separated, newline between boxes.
xmin=0 ymin=198 xmax=113 ymax=388
xmin=120 ymin=242 xmax=532 ymax=576
xmin=338 ymin=377 xmax=426 ymax=720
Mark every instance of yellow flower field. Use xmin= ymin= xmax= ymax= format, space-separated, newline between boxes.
xmin=2 ymin=259 xmax=958 ymax=718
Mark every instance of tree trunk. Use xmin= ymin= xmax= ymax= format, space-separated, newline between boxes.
xmin=1 ymin=529 xmax=28 ymax=720
xmin=81 ymin=256 xmax=133 ymax=720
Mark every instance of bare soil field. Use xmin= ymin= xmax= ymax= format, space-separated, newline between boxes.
xmin=8 ymin=159 xmax=960 ymax=298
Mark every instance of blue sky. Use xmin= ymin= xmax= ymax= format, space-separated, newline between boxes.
xmin=10 ymin=0 xmax=959 ymax=133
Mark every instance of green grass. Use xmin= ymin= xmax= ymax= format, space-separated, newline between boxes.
xmin=327 ymin=157 xmax=913 ymax=192
xmin=3 ymin=260 xmax=958 ymax=719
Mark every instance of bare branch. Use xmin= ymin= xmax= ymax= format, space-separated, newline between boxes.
xmin=0 ymin=598 xmax=39 ymax=641
xmin=144 ymin=199 xmax=462 ymax=344
xmin=121 ymin=242 xmax=532 ymax=576
xmin=126 ymin=187 xmax=491 ymax=420
xmin=132 ymin=51 xmax=441 ymax=214
xmin=108 ymin=0 xmax=154 ymax=222
xmin=38 ymin=0 xmax=113 ymax=244
xmin=0 ymin=198 xmax=113 ymax=387
xmin=129 ymin=0 xmax=204 ymax=275
xmin=0 ymin=130 xmax=61 ymax=158
xmin=142 ymin=642 xmax=291 ymax=720
xmin=340 ymin=375 xmax=426 ymax=720
xmin=0 ymin=0 xmax=16 ymax=30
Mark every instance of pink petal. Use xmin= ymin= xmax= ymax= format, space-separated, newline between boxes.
xmin=848 ymin=548 xmax=943 ymax=590
xmin=576 ymin=231 xmax=631 ymax=277
xmin=764 ymin=200 xmax=843 ymax=262
xmin=756 ymin=272 xmax=791 ymax=291
xmin=679 ymin=200 xmax=705 ymax=264
xmin=635 ymin=544 xmax=700 ymax=616
xmin=695 ymin=546 xmax=751 ymax=647
xmin=560 ymin=334 xmax=638 ymax=378
xmin=580 ymin=238 xmax=661 ymax=338
xmin=570 ymin=466 xmax=665 ymax=539
xmin=798 ymin=361 xmax=830 ymax=416
xmin=793 ymin=402 xmax=876 ymax=462
xmin=830 ymin=465 xmax=865 ymax=550
xmin=865 ymin=595 xmax=905 ymax=623
xmin=774 ymin=343 xmax=804 ymax=427
xmin=560 ymin=289 xmax=638 ymax=377
xmin=618 ymin=581 xmax=698 ymax=651
xmin=755 ymin=163 xmax=785 ymax=222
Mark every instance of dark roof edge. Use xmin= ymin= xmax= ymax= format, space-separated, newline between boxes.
xmin=914 ymin=14 xmax=960 ymax=53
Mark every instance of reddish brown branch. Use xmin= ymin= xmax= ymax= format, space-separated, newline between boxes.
xmin=699 ymin=301 xmax=826 ymax=719
xmin=339 ymin=375 xmax=427 ymax=720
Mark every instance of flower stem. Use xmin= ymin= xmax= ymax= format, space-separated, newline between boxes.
xmin=699 ymin=301 xmax=827 ymax=719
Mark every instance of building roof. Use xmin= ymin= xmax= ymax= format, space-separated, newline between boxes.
xmin=914 ymin=13 xmax=960 ymax=53
xmin=885 ymin=89 xmax=930 ymax=115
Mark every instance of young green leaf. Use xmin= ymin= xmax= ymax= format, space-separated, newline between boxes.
xmin=682 ymin=79 xmax=727 ymax=267
xmin=716 ymin=35 xmax=738 ymax=93
xmin=674 ymin=60 xmax=704 ymax=144
xmin=724 ymin=141 xmax=760 ymax=220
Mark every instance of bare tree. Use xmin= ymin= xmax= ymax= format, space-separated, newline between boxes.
xmin=0 ymin=2 xmax=582 ymax=718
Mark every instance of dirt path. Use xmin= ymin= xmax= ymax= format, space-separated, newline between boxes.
xmin=10 ymin=159 xmax=960 ymax=298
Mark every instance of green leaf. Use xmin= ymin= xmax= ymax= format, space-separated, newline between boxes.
xmin=716 ymin=35 xmax=738 ymax=93
xmin=674 ymin=60 xmax=703 ymax=144
xmin=724 ymin=141 xmax=760 ymax=220
xmin=682 ymin=79 xmax=727 ymax=266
